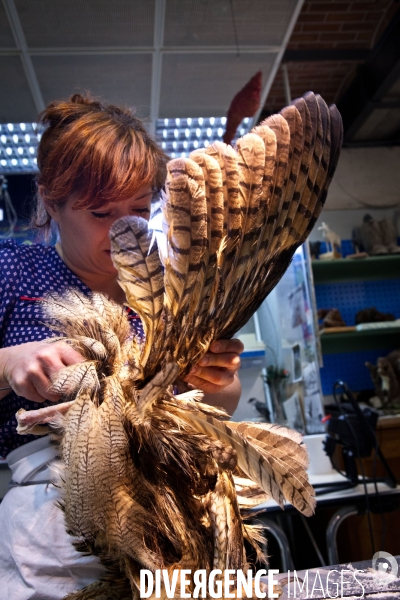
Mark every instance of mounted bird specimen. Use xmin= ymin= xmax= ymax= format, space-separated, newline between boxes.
xmin=16 ymin=92 xmax=342 ymax=600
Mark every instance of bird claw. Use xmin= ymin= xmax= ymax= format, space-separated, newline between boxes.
xmin=15 ymin=400 xmax=75 ymax=435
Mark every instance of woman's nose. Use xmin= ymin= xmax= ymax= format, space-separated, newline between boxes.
xmin=113 ymin=207 xmax=131 ymax=220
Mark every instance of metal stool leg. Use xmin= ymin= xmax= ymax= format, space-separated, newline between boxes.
xmin=301 ymin=515 xmax=326 ymax=566
xmin=326 ymin=505 xmax=358 ymax=565
xmin=257 ymin=517 xmax=294 ymax=571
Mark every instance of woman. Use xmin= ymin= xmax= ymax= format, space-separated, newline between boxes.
xmin=0 ymin=94 xmax=243 ymax=599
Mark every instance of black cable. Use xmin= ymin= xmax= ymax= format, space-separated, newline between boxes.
xmin=333 ymin=381 xmax=375 ymax=555
xmin=330 ymin=451 xmax=350 ymax=480
xmin=372 ymin=435 xmax=386 ymax=550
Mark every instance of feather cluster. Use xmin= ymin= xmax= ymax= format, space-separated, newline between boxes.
xmin=16 ymin=93 xmax=342 ymax=599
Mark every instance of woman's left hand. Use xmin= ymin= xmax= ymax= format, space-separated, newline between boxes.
xmin=183 ymin=338 xmax=244 ymax=394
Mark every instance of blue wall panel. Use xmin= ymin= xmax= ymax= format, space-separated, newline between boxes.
xmin=320 ymin=348 xmax=389 ymax=395
xmin=315 ymin=279 xmax=400 ymax=327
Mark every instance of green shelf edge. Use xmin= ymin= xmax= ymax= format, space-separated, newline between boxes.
xmin=312 ymin=255 xmax=400 ymax=284
xmin=320 ymin=328 xmax=400 ymax=354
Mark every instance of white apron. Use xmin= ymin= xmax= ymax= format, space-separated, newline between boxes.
xmin=0 ymin=436 xmax=106 ymax=600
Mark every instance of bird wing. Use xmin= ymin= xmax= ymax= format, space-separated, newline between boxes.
xmin=110 ymin=92 xmax=342 ymax=382
xmin=173 ymin=408 xmax=316 ymax=516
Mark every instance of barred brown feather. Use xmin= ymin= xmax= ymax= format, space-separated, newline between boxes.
xmin=17 ymin=92 xmax=342 ymax=599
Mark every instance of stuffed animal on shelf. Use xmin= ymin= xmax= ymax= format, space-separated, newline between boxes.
xmin=317 ymin=222 xmax=342 ymax=256
xmin=360 ymin=214 xmax=400 ymax=255
xmin=366 ymin=349 xmax=400 ymax=409
xmin=356 ymin=307 xmax=396 ymax=325
xmin=318 ymin=308 xmax=346 ymax=329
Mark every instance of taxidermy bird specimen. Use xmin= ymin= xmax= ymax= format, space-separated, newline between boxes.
xmin=17 ymin=92 xmax=342 ymax=600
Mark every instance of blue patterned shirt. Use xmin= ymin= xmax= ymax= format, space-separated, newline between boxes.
xmin=0 ymin=240 xmax=143 ymax=458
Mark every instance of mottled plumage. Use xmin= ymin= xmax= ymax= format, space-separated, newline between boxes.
xmin=16 ymin=93 xmax=342 ymax=599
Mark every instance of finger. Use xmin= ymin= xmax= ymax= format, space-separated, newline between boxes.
xmin=185 ymin=366 xmax=235 ymax=388
xmin=197 ymin=352 xmax=241 ymax=370
xmin=45 ymin=342 xmax=85 ymax=367
xmin=12 ymin=379 xmax=52 ymax=404
xmin=209 ymin=338 xmax=244 ymax=355
xmin=58 ymin=343 xmax=86 ymax=366
xmin=38 ymin=344 xmax=84 ymax=381
xmin=182 ymin=374 xmax=227 ymax=395
xmin=26 ymin=367 xmax=63 ymax=403
xmin=32 ymin=377 xmax=63 ymax=403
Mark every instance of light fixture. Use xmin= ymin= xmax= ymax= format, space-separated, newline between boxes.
xmin=1 ymin=117 xmax=246 ymax=174
xmin=154 ymin=115 xmax=246 ymax=157
xmin=0 ymin=122 xmax=40 ymax=173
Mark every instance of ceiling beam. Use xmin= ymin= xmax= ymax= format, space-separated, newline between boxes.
xmin=283 ymin=48 xmax=370 ymax=62
xmin=250 ymin=0 xmax=305 ymax=130
xmin=0 ymin=45 xmax=281 ymax=57
xmin=337 ymin=9 xmax=400 ymax=143
xmin=149 ymin=0 xmax=166 ymax=135
xmin=2 ymin=0 xmax=45 ymax=114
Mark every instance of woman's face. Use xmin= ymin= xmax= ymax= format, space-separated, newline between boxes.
xmin=48 ymin=187 xmax=153 ymax=278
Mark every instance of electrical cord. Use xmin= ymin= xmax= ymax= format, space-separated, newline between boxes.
xmin=333 ymin=381 xmax=375 ymax=555
xmin=333 ymin=381 xmax=393 ymax=552
xmin=372 ymin=435 xmax=386 ymax=550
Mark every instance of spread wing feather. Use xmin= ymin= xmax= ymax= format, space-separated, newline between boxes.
xmin=110 ymin=217 xmax=164 ymax=372
xmin=175 ymin=408 xmax=315 ymax=516
xmin=109 ymin=92 xmax=342 ymax=376
xmin=188 ymin=150 xmax=224 ymax=322
xmin=268 ymin=105 xmax=304 ymax=253
xmin=233 ymin=133 xmax=265 ymax=280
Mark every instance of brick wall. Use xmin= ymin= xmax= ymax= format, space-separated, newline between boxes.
xmin=263 ymin=0 xmax=400 ymax=113
xmin=288 ymin=0 xmax=399 ymax=50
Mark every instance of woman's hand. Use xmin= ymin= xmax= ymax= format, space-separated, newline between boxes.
xmin=0 ymin=340 xmax=84 ymax=403
xmin=183 ymin=338 xmax=244 ymax=395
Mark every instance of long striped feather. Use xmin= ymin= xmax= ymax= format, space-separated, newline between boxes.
xmin=175 ymin=409 xmax=315 ymax=516
xmin=110 ymin=217 xmax=164 ymax=371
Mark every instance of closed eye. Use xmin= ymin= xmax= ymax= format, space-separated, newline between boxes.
xmin=91 ymin=211 xmax=111 ymax=219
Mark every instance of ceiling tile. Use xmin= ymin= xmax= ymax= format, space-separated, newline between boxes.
xmin=32 ymin=54 xmax=153 ymax=118
xmin=160 ymin=53 xmax=276 ymax=117
xmin=164 ymin=0 xmax=298 ymax=47
xmin=0 ymin=3 xmax=16 ymax=48
xmin=15 ymin=0 xmax=155 ymax=48
xmin=0 ymin=56 xmax=37 ymax=122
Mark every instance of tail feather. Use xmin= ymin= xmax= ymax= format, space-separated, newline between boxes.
xmin=174 ymin=408 xmax=315 ymax=516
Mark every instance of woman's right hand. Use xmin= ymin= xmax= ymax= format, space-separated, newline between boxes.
xmin=0 ymin=340 xmax=85 ymax=403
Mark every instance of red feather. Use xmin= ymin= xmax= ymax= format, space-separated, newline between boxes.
xmin=223 ymin=71 xmax=262 ymax=145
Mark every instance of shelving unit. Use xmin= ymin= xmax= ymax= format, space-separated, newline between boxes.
xmin=311 ymin=254 xmax=400 ymax=395
xmin=312 ymin=255 xmax=400 ymax=284
xmin=320 ymin=326 xmax=400 ymax=354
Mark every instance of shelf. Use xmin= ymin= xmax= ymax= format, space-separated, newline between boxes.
xmin=320 ymin=326 xmax=400 ymax=354
xmin=312 ymin=254 xmax=400 ymax=284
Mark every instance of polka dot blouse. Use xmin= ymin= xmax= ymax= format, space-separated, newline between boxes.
xmin=0 ymin=240 xmax=144 ymax=458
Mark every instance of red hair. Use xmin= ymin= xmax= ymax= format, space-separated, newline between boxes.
xmin=33 ymin=93 xmax=167 ymax=235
